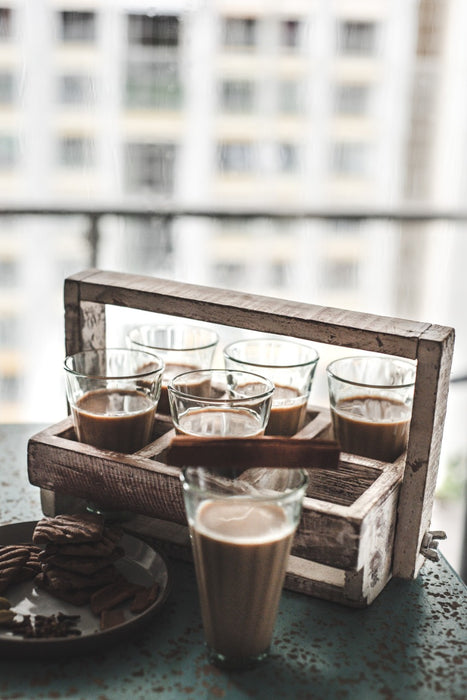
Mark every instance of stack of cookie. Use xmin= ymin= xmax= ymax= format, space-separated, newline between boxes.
xmin=0 ymin=514 xmax=162 ymax=634
xmin=33 ymin=513 xmax=125 ymax=606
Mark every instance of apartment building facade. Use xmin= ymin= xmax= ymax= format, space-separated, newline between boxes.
xmin=0 ymin=0 xmax=466 ymax=422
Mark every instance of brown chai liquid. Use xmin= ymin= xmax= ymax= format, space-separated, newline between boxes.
xmin=266 ymin=385 xmax=307 ymax=436
xmin=331 ymin=395 xmax=411 ymax=462
xmin=72 ymin=388 xmax=155 ymax=453
xmin=158 ymin=363 xmax=209 ymax=414
xmin=191 ymin=500 xmax=294 ymax=665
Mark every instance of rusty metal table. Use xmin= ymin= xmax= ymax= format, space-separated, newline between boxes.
xmin=0 ymin=423 xmax=466 ymax=700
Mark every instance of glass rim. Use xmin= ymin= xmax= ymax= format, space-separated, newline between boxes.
xmin=127 ymin=323 xmax=219 ymax=352
xmin=64 ymin=347 xmax=165 ymax=380
xmin=180 ymin=465 xmax=308 ymax=502
xmin=326 ymin=355 xmax=416 ymax=390
xmin=168 ymin=368 xmax=275 ymax=403
xmin=223 ymin=337 xmax=319 ymax=370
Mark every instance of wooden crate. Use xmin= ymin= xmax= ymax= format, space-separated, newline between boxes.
xmin=27 ymin=270 xmax=454 ymax=607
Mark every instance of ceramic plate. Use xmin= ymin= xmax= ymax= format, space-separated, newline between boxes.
xmin=0 ymin=521 xmax=170 ymax=659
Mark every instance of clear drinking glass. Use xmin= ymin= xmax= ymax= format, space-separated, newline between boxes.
xmin=64 ymin=348 xmax=164 ymax=453
xmin=326 ymin=355 xmax=416 ymax=462
xmin=223 ymin=338 xmax=319 ymax=436
xmin=181 ymin=465 xmax=308 ymax=669
xmin=127 ymin=324 xmax=219 ymax=414
xmin=168 ymin=368 xmax=274 ymax=437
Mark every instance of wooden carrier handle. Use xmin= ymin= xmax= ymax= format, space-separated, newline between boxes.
xmin=166 ymin=436 xmax=340 ymax=470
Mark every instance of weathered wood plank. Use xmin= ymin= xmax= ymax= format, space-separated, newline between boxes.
xmin=69 ymin=269 xmax=432 ymax=357
xmin=28 ymin=418 xmax=367 ymax=570
xmin=64 ymin=270 xmax=102 ymax=355
xmin=121 ymin=518 xmax=365 ymax=606
xmin=393 ymin=326 xmax=455 ymax=577
xmin=28 ymin=424 xmax=186 ymax=524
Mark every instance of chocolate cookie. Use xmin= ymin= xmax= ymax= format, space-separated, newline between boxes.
xmin=39 ymin=549 xmax=123 ymax=575
xmin=130 ymin=582 xmax=160 ymax=614
xmin=90 ymin=579 xmax=142 ymax=615
xmin=39 ymin=564 xmax=120 ymax=592
xmin=0 ymin=546 xmax=30 ymax=593
xmin=43 ymin=527 xmax=123 ymax=558
xmin=35 ymin=573 xmax=94 ymax=606
xmin=33 ymin=513 xmax=105 ymax=545
xmin=14 ymin=545 xmax=42 ymax=583
xmin=100 ymin=608 xmax=125 ymax=631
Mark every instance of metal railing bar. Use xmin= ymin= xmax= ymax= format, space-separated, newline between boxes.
xmin=0 ymin=205 xmax=467 ymax=221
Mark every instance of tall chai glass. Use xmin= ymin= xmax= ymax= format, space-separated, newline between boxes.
xmin=181 ymin=463 xmax=307 ymax=670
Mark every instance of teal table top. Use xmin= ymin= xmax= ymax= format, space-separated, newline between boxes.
xmin=0 ymin=424 xmax=466 ymax=700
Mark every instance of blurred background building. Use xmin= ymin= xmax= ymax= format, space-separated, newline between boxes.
xmin=0 ymin=0 xmax=466 ymax=575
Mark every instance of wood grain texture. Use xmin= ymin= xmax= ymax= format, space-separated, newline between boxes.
xmin=67 ymin=269 xmax=432 ymax=357
xmin=27 ymin=413 xmax=401 ymax=573
xmin=28 ymin=421 xmax=186 ymax=524
xmin=64 ymin=271 xmax=104 ymax=355
xmin=166 ymin=436 xmax=340 ymax=471
xmin=393 ymin=328 xmax=454 ymax=577
xmin=122 ymin=518 xmax=369 ymax=607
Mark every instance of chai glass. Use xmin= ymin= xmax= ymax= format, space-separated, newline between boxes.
xmin=181 ymin=464 xmax=307 ymax=670
xmin=168 ymin=368 xmax=274 ymax=437
xmin=223 ymin=338 xmax=319 ymax=436
xmin=127 ymin=324 xmax=219 ymax=414
xmin=326 ymin=355 xmax=416 ymax=462
xmin=64 ymin=348 xmax=164 ymax=453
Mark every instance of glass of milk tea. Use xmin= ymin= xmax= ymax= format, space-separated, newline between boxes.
xmin=326 ymin=355 xmax=416 ymax=462
xmin=168 ymin=368 xmax=274 ymax=438
xmin=127 ymin=323 xmax=219 ymax=414
xmin=223 ymin=337 xmax=319 ymax=436
xmin=64 ymin=348 xmax=164 ymax=453
xmin=181 ymin=464 xmax=308 ymax=670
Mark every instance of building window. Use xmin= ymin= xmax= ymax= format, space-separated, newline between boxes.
xmin=58 ymin=74 xmax=95 ymax=105
xmin=335 ymin=84 xmax=370 ymax=115
xmin=223 ymin=18 xmax=256 ymax=48
xmin=332 ymin=142 xmax=369 ymax=176
xmin=0 ymin=314 xmax=19 ymax=346
xmin=280 ymin=19 xmax=301 ymax=50
xmin=0 ymin=260 xmax=17 ymax=288
xmin=0 ymin=72 xmax=13 ymax=103
xmin=212 ymin=261 xmax=246 ymax=288
xmin=417 ymin=0 xmax=445 ymax=57
xmin=321 ymin=258 xmax=359 ymax=290
xmin=278 ymin=143 xmax=299 ymax=173
xmin=58 ymin=137 xmax=94 ymax=168
xmin=220 ymin=80 xmax=255 ymax=113
xmin=0 ymin=134 xmax=16 ymax=167
xmin=128 ymin=14 xmax=179 ymax=47
xmin=0 ymin=8 xmax=12 ymax=39
xmin=217 ymin=142 xmax=254 ymax=174
xmin=278 ymin=80 xmax=302 ymax=114
xmin=125 ymin=59 xmax=181 ymax=109
xmin=0 ymin=374 xmax=20 ymax=402
xmin=125 ymin=143 xmax=176 ymax=194
xmin=337 ymin=21 xmax=378 ymax=55
xmin=59 ymin=12 xmax=96 ymax=43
